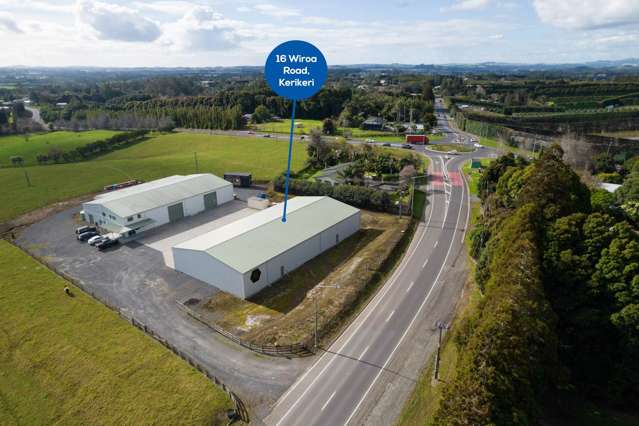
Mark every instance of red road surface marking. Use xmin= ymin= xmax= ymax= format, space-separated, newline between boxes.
xmin=449 ymin=171 xmax=462 ymax=187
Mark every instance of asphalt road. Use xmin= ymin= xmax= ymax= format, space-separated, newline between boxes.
xmin=264 ymin=100 xmax=488 ymax=425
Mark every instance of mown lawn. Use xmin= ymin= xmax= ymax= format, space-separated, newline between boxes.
xmin=0 ymin=132 xmax=307 ymax=223
xmin=0 ymin=130 xmax=121 ymax=166
xmin=0 ymin=240 xmax=232 ymax=425
xmin=427 ymin=143 xmax=474 ymax=153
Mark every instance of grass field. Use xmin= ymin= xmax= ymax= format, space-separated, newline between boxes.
xmin=252 ymin=119 xmax=399 ymax=138
xmin=479 ymin=136 xmax=539 ymax=158
xmin=0 ymin=131 xmax=122 ymax=166
xmin=202 ymin=211 xmax=410 ymax=346
xmin=0 ymin=240 xmax=232 ymax=425
xmin=0 ymin=132 xmax=307 ymax=223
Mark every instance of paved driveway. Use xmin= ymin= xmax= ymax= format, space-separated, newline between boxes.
xmin=139 ymin=201 xmax=256 ymax=268
xmin=16 ymin=201 xmax=308 ymax=421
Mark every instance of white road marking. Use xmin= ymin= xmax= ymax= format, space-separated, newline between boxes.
xmin=344 ymin=152 xmax=467 ymax=426
xmin=386 ymin=310 xmax=395 ymax=322
xmin=273 ymin=138 xmax=452 ymax=426
xmin=406 ymin=281 xmax=415 ymax=292
xmin=274 ymin=175 xmax=440 ymax=424
xmin=321 ymin=391 xmax=336 ymax=411
xmin=422 ymin=259 xmax=429 ymax=268
xmin=359 ymin=345 xmax=370 ymax=360
xmin=434 ymin=240 xmax=438 ymax=248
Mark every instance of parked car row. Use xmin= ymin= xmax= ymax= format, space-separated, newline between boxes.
xmin=75 ymin=226 xmax=119 ymax=251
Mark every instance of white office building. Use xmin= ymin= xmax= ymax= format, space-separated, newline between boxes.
xmin=81 ymin=174 xmax=233 ymax=239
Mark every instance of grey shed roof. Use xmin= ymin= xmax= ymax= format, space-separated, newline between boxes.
xmin=174 ymin=196 xmax=360 ymax=273
xmin=84 ymin=174 xmax=231 ymax=218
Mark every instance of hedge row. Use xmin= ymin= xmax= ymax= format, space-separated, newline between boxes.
xmin=36 ymin=130 xmax=148 ymax=164
xmin=273 ymin=175 xmax=396 ymax=213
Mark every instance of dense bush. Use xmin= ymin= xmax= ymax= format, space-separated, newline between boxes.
xmin=437 ymin=145 xmax=639 ymax=423
xmin=434 ymin=204 xmax=559 ymax=424
xmin=273 ymin=175 xmax=394 ymax=213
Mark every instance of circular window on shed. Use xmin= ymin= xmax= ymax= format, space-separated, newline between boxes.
xmin=250 ymin=268 xmax=262 ymax=283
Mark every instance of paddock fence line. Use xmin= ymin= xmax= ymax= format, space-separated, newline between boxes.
xmin=176 ymin=300 xmax=312 ymax=358
xmin=6 ymin=239 xmax=249 ymax=423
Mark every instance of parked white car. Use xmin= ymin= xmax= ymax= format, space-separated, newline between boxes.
xmin=88 ymin=235 xmax=105 ymax=246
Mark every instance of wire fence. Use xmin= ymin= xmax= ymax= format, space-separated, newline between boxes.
xmin=176 ymin=301 xmax=312 ymax=357
xmin=8 ymin=239 xmax=250 ymax=423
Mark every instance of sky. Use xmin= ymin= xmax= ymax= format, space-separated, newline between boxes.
xmin=1 ymin=0 xmax=639 ymax=67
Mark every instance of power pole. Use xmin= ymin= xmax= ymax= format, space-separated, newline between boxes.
xmin=194 ymin=152 xmax=199 ymax=173
xmin=23 ymin=169 xmax=31 ymax=187
xmin=433 ymin=321 xmax=449 ymax=380
xmin=314 ymin=296 xmax=319 ymax=351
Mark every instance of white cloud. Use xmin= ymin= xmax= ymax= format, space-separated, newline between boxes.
xmin=161 ymin=6 xmax=249 ymax=51
xmin=0 ymin=0 xmax=73 ymax=14
xmin=0 ymin=11 xmax=23 ymax=33
xmin=132 ymin=1 xmax=199 ymax=16
xmin=448 ymin=0 xmax=490 ymax=11
xmin=75 ymin=0 xmax=162 ymax=42
xmin=533 ymin=0 xmax=639 ymax=29
xmin=254 ymin=3 xmax=300 ymax=18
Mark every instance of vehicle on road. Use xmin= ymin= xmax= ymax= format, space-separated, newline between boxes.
xmin=87 ymin=235 xmax=105 ymax=246
xmin=474 ymin=143 xmax=483 ymax=148
xmin=247 ymin=131 xmax=254 ymax=134
xmin=77 ymin=231 xmax=98 ymax=241
xmin=75 ymin=225 xmax=96 ymax=235
xmin=382 ymin=142 xmax=391 ymax=147
xmin=262 ymin=134 xmax=272 ymax=138
xmin=365 ymin=138 xmax=375 ymax=143
xmin=402 ymin=144 xmax=413 ymax=149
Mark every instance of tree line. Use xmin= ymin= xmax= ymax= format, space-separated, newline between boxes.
xmin=32 ymin=130 xmax=148 ymax=165
xmin=434 ymin=147 xmax=639 ymax=423
xmin=273 ymin=175 xmax=395 ymax=213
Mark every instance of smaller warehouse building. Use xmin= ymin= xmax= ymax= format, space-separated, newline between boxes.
xmin=82 ymin=173 xmax=233 ymax=239
xmin=173 ymin=196 xmax=360 ymax=299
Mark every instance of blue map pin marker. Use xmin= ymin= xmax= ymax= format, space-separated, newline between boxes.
xmin=264 ymin=40 xmax=328 ymax=222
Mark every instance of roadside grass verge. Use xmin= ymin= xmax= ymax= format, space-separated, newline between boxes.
xmin=0 ymin=132 xmax=307 ymax=224
xmin=200 ymin=211 xmax=410 ymax=346
xmin=0 ymin=240 xmax=232 ymax=425
xmin=462 ymin=158 xmax=492 ymax=197
xmin=479 ymin=136 xmax=538 ymax=158
xmin=0 ymin=130 xmax=122 ymax=166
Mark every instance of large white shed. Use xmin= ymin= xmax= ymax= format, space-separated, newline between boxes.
xmin=172 ymin=196 xmax=361 ymax=299
xmin=82 ymin=174 xmax=233 ymax=239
